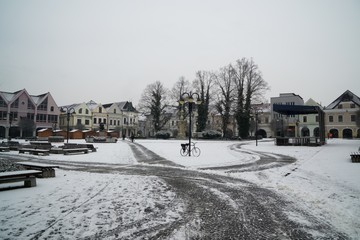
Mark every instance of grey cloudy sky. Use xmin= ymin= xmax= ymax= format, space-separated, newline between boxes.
xmin=0 ymin=0 xmax=359 ymax=107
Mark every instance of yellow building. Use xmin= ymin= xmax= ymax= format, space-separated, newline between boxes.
xmin=324 ymin=90 xmax=360 ymax=138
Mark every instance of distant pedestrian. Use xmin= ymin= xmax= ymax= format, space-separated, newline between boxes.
xmin=122 ymin=134 xmax=125 ymax=140
xmin=130 ymin=134 xmax=135 ymax=143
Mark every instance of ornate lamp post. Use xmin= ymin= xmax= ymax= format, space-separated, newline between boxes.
xmin=252 ymin=106 xmax=263 ymax=146
xmin=61 ymin=107 xmax=75 ymax=143
xmin=179 ymin=92 xmax=201 ymax=156
xmin=52 ymin=121 xmax=57 ymax=136
xmin=8 ymin=114 xmax=13 ymax=141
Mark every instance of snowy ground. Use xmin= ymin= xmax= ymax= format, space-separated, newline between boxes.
xmin=0 ymin=138 xmax=359 ymax=239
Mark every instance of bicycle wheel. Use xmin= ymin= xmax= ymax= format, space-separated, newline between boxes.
xmin=180 ymin=148 xmax=188 ymax=156
xmin=192 ymin=147 xmax=201 ymax=157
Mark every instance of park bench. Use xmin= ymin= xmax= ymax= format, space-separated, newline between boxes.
xmin=29 ymin=141 xmax=53 ymax=150
xmin=350 ymin=152 xmax=360 ymax=163
xmin=63 ymin=148 xmax=89 ymax=155
xmin=17 ymin=162 xmax=59 ymax=178
xmin=0 ymin=170 xmax=42 ymax=187
xmin=19 ymin=148 xmax=50 ymax=156
xmin=64 ymin=143 xmax=97 ymax=152
xmin=0 ymin=146 xmax=10 ymax=152
xmin=0 ymin=141 xmax=20 ymax=150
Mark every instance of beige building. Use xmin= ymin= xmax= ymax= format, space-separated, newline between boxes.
xmin=59 ymin=100 xmax=138 ymax=138
xmin=298 ymin=98 xmax=323 ymax=137
xmin=324 ymin=90 xmax=360 ymax=138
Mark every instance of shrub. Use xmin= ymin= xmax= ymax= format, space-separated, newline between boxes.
xmin=155 ymin=130 xmax=171 ymax=139
xmin=202 ymin=130 xmax=222 ymax=139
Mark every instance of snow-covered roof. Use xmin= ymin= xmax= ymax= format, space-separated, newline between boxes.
xmin=325 ymin=90 xmax=360 ymax=109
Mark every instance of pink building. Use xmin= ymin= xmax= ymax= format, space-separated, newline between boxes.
xmin=0 ymin=89 xmax=60 ymax=139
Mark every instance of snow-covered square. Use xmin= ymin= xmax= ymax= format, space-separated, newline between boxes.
xmin=0 ymin=138 xmax=359 ymax=239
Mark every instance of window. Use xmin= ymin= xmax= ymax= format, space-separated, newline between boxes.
xmin=0 ymin=97 xmax=7 ymax=107
xmin=103 ymin=118 xmax=106 ymax=124
xmin=9 ymin=112 xmax=18 ymax=120
xmin=77 ymin=119 xmax=81 ymax=125
xmin=338 ymin=115 xmax=343 ymax=122
xmin=303 ymin=116 xmax=307 ymax=123
xmin=338 ymin=104 xmax=342 ymax=109
xmin=38 ymin=98 xmax=48 ymax=111
xmin=350 ymin=104 xmax=355 ymax=108
xmin=0 ymin=111 xmax=7 ymax=120
xmin=48 ymin=115 xmax=57 ymax=123
xmin=36 ymin=114 xmax=47 ymax=122
xmin=329 ymin=116 xmax=333 ymax=122
xmin=351 ymin=115 xmax=356 ymax=122
xmin=114 ymin=109 xmax=116 ymax=114
xmin=110 ymin=120 xmax=113 ymax=125
xmin=85 ymin=119 xmax=90 ymax=125
xmin=79 ymin=108 xmax=83 ymax=114
xmin=27 ymin=113 xmax=35 ymax=120
xmin=11 ymin=99 xmax=19 ymax=108
xmin=94 ymin=118 xmax=97 ymax=124
xmin=124 ymin=118 xmax=127 ymax=124
xmin=50 ymin=106 xmax=54 ymax=112
xmin=99 ymin=107 xmax=102 ymax=113
xmin=86 ymin=109 xmax=89 ymax=114
xmin=27 ymin=99 xmax=35 ymax=109
xmin=265 ymin=117 xmax=269 ymax=124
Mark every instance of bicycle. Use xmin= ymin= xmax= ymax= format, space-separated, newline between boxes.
xmin=180 ymin=142 xmax=201 ymax=157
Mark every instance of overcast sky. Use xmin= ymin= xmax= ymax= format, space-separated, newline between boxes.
xmin=0 ymin=0 xmax=359 ymax=107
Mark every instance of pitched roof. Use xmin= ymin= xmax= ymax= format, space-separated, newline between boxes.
xmin=0 ymin=89 xmax=48 ymax=106
xmin=325 ymin=90 xmax=360 ymax=109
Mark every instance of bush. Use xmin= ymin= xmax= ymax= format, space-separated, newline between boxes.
xmin=202 ymin=130 xmax=222 ymax=139
xmin=155 ymin=130 xmax=171 ymax=139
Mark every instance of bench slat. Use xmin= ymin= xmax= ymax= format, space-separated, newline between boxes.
xmin=0 ymin=170 xmax=42 ymax=179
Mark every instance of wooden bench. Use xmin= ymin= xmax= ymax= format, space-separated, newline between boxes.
xmin=63 ymin=148 xmax=89 ymax=155
xmin=350 ymin=152 xmax=360 ymax=163
xmin=19 ymin=148 xmax=50 ymax=156
xmin=17 ymin=162 xmax=59 ymax=178
xmin=64 ymin=143 xmax=97 ymax=152
xmin=30 ymin=141 xmax=53 ymax=150
xmin=1 ymin=141 xmax=20 ymax=150
xmin=0 ymin=170 xmax=42 ymax=187
xmin=0 ymin=146 xmax=10 ymax=152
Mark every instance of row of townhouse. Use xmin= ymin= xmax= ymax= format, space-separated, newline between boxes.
xmin=59 ymin=100 xmax=138 ymax=138
xmin=0 ymin=89 xmax=139 ymax=139
xmin=145 ymin=90 xmax=359 ymax=139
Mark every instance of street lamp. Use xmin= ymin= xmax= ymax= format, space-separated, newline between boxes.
xmin=179 ymin=92 xmax=202 ymax=156
xmin=61 ymin=107 xmax=75 ymax=143
xmin=8 ymin=114 xmax=13 ymax=141
xmin=52 ymin=121 xmax=57 ymax=136
xmin=252 ymin=106 xmax=263 ymax=146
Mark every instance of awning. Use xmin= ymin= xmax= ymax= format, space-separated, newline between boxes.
xmin=273 ymin=104 xmax=323 ymax=115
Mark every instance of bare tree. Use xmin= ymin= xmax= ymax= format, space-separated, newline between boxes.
xmin=214 ymin=64 xmax=235 ymax=138
xmin=139 ymin=81 xmax=170 ymax=132
xmin=170 ymin=76 xmax=191 ymax=104
xmin=18 ymin=117 xmax=35 ymax=138
xmin=193 ymin=70 xmax=214 ymax=132
xmin=233 ymin=58 xmax=269 ymax=138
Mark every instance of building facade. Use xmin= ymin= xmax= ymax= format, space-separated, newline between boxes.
xmin=271 ymin=93 xmax=304 ymax=137
xmin=0 ymin=89 xmax=60 ymax=139
xmin=324 ymin=90 xmax=360 ymax=138
xmin=298 ymin=98 xmax=322 ymax=137
xmin=59 ymin=101 xmax=138 ymax=138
